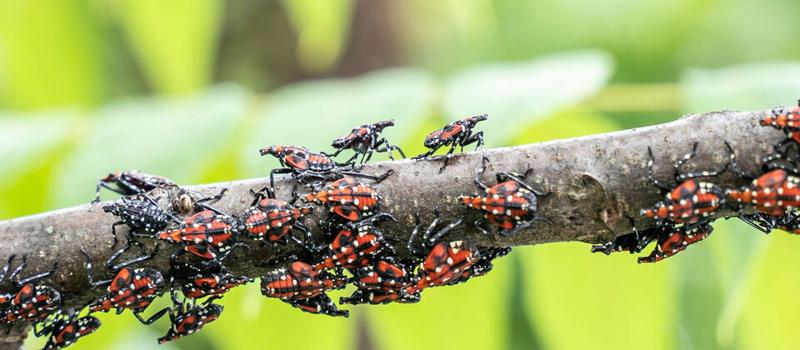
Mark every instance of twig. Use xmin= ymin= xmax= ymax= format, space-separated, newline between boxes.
xmin=0 ymin=109 xmax=778 ymax=344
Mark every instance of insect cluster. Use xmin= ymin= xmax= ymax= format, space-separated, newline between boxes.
xmin=8 ymin=116 xmax=537 ymax=349
xmin=593 ymin=101 xmax=800 ymax=263
xmin=17 ymin=104 xmax=784 ymax=347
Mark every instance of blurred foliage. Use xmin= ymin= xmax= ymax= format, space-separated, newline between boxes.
xmin=1 ymin=1 xmax=800 ymax=349
xmin=281 ymin=0 xmax=354 ymax=73
xmin=112 ymin=0 xmax=222 ymax=95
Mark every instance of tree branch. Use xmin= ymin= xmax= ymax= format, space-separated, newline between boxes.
xmin=0 ymin=109 xmax=777 ymax=325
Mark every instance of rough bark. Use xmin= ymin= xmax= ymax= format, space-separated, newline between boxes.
xmin=0 ymin=109 xmax=778 ymax=347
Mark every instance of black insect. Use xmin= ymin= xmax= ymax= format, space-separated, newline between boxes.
xmin=93 ymin=170 xmax=176 ymax=203
xmin=591 ymin=219 xmax=659 ymax=255
xmin=103 ymin=195 xmax=179 ymax=249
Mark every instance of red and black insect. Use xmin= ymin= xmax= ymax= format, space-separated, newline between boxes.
xmin=0 ymin=255 xmax=62 ymax=324
xmin=640 ymin=143 xmax=728 ymax=227
xmin=259 ymin=145 xmax=339 ymax=188
xmin=725 ymin=141 xmax=800 ymax=212
xmin=34 ymin=309 xmax=101 ymax=350
xmin=403 ymin=212 xmax=484 ymax=295
xmin=240 ymin=187 xmax=313 ymax=246
xmin=302 ymin=177 xmax=388 ymax=222
xmin=408 ymin=240 xmax=480 ymax=294
xmin=156 ymin=209 xmax=243 ymax=263
xmin=447 ymin=246 xmax=512 ymax=285
xmin=156 ymin=293 xmax=224 ymax=344
xmin=81 ymin=247 xmax=166 ymax=324
xmin=727 ymin=169 xmax=800 ymax=217
xmin=460 ymin=159 xmax=549 ymax=236
xmin=761 ymin=101 xmax=800 ymax=146
xmin=261 ymin=145 xmax=393 ymax=188
xmin=637 ymin=223 xmax=714 ymax=263
xmin=171 ymin=262 xmax=252 ymax=300
xmin=326 ymin=119 xmax=406 ymax=165
xmin=340 ymin=258 xmax=420 ymax=305
xmin=312 ymin=213 xmax=396 ymax=271
xmin=93 ymin=170 xmax=176 ymax=203
xmin=260 ymin=261 xmax=349 ymax=317
xmin=413 ymin=114 xmax=488 ymax=169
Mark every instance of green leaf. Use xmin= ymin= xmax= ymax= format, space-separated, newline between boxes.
xmin=681 ymin=63 xmax=800 ymax=112
xmin=240 ymin=68 xmax=436 ymax=177
xmin=0 ymin=0 xmax=102 ymax=109
xmin=51 ymin=85 xmax=249 ymax=208
xmin=443 ymin=50 xmax=613 ymax=146
xmin=114 ymin=0 xmax=222 ymax=95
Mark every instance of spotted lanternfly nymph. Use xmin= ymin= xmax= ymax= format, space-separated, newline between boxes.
xmin=340 ymin=258 xmax=420 ymax=305
xmin=640 ymin=142 xmax=729 ymax=227
xmin=737 ymin=212 xmax=800 ymax=235
xmin=34 ymin=309 xmax=101 ymax=350
xmin=156 ymin=292 xmax=224 ymax=344
xmin=404 ymin=212 xmax=479 ymax=295
xmin=103 ymin=195 xmax=179 ymax=250
xmin=93 ymin=170 xmax=176 ymax=203
xmin=724 ymin=141 xmax=800 ymax=223
xmin=761 ymin=101 xmax=800 ymax=146
xmin=637 ymin=223 xmax=714 ymax=263
xmin=259 ymin=145 xmax=375 ymax=189
xmin=240 ymin=187 xmax=313 ymax=246
xmin=460 ymin=158 xmax=549 ymax=236
xmin=81 ymin=247 xmax=166 ymax=324
xmin=447 ymin=246 xmax=512 ymax=285
xmin=591 ymin=218 xmax=660 ymax=256
xmin=413 ymin=114 xmax=488 ymax=170
xmin=727 ymin=168 xmax=800 ymax=218
xmin=326 ymin=119 xmax=406 ymax=165
xmin=312 ymin=213 xmax=396 ymax=271
xmin=0 ymin=255 xmax=62 ymax=324
xmin=156 ymin=209 xmax=242 ymax=263
xmin=302 ymin=176 xmax=392 ymax=223
xmin=260 ymin=261 xmax=349 ymax=317
xmin=171 ymin=262 xmax=252 ymax=300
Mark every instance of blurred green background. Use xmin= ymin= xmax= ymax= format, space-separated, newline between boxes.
xmin=2 ymin=0 xmax=800 ymax=349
